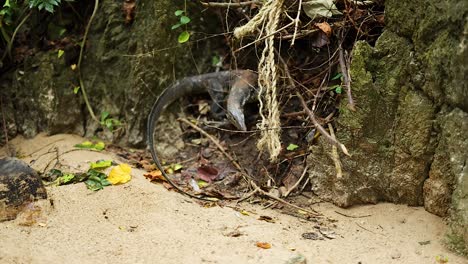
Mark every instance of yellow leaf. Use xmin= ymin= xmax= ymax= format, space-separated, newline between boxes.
xmin=71 ymin=64 xmax=77 ymax=70
xmin=107 ymin=164 xmax=132 ymax=185
xmin=240 ymin=210 xmax=250 ymax=216
xmin=256 ymin=242 xmax=271 ymax=249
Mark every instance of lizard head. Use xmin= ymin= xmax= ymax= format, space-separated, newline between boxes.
xmin=226 ymin=107 xmax=247 ymax=131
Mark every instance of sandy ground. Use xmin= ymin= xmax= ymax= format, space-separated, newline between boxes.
xmin=0 ymin=134 xmax=466 ymax=264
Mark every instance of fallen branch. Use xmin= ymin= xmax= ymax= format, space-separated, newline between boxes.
xmin=178 ymin=118 xmax=246 ymax=174
xmin=290 ymin=0 xmax=302 ymax=46
xmin=201 ymin=1 xmax=262 ymax=8
xmin=250 ymin=181 xmax=322 ymax=217
xmin=334 ymin=211 xmax=371 ymax=218
xmin=283 ymin=165 xmax=308 ymax=197
xmin=296 ymin=92 xmax=350 ymax=156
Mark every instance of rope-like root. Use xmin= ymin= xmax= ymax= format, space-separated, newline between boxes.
xmin=234 ymin=0 xmax=284 ymax=161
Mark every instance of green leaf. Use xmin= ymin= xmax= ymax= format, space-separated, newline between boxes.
xmin=302 ymin=0 xmax=342 ymax=19
xmin=286 ymin=143 xmax=299 ymax=151
xmin=335 ymin=86 xmax=342 ymax=94
xmin=171 ymin=23 xmax=182 ymax=30
xmin=75 ymin=141 xmax=93 ymax=148
xmin=174 ymin=9 xmax=184 ymax=16
xmin=94 ymin=141 xmax=105 ymax=151
xmin=90 ymin=160 xmax=113 ymax=170
xmin=331 ymin=73 xmax=342 ymax=80
xmin=59 ymin=173 xmax=75 ymax=184
xmin=211 ymin=55 xmax=220 ymax=67
xmin=85 ymin=169 xmax=110 ymax=191
xmin=58 ymin=49 xmax=64 ymax=58
xmin=73 ymin=86 xmax=80 ymax=94
xmin=100 ymin=111 xmax=110 ymax=123
xmin=178 ymin=31 xmax=190 ymax=43
xmin=180 ymin=16 xmax=190 ymax=25
xmin=4 ymin=0 xmax=11 ymax=8
xmin=74 ymin=141 xmax=105 ymax=151
xmin=105 ymin=119 xmax=114 ymax=130
xmin=197 ymin=180 xmax=209 ymax=188
xmin=171 ymin=163 xmax=183 ymax=171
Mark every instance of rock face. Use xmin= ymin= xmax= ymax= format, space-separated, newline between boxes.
xmin=0 ymin=0 xmax=219 ymax=146
xmin=307 ymin=0 xmax=467 ymax=255
xmin=0 ymin=158 xmax=47 ymax=221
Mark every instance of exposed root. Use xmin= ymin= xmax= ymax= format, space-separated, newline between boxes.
xmin=339 ymin=45 xmax=356 ymax=111
xmin=328 ymin=124 xmax=343 ymax=179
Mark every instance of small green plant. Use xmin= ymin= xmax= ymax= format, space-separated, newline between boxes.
xmin=171 ymin=8 xmax=191 ymax=43
xmin=286 ymin=143 xmax=299 ymax=151
xmin=28 ymin=0 xmax=62 ymax=13
xmin=100 ymin=111 xmax=122 ymax=131
xmin=330 ymin=73 xmax=343 ymax=94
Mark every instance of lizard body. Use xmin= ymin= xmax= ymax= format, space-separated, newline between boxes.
xmin=147 ymin=70 xmax=257 ymax=199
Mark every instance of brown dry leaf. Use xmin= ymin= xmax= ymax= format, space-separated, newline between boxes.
xmin=256 ymin=242 xmax=271 ymax=249
xmin=315 ymin=22 xmax=332 ymax=37
xmin=144 ymin=170 xmax=166 ymax=182
xmin=223 ymin=230 xmax=244 ymax=237
xmin=196 ymin=165 xmax=219 ymax=183
xmin=198 ymin=101 xmax=210 ymax=115
xmin=258 ymin=215 xmax=275 ymax=223
xmin=139 ymin=159 xmax=157 ymax=171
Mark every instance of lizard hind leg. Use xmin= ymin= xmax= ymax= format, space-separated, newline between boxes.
xmin=206 ymin=79 xmax=228 ymax=120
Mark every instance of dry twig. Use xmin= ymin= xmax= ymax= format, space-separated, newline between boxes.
xmin=250 ymin=181 xmax=322 ymax=216
xmin=290 ymin=0 xmax=302 ymax=46
xmin=296 ymin=92 xmax=350 ymax=156
xmin=201 ymin=1 xmax=262 ymax=8
xmin=178 ymin=118 xmax=245 ymax=174
xmin=283 ymin=165 xmax=308 ymax=197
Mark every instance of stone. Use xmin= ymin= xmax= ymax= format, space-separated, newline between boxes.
xmin=0 ymin=158 xmax=47 ymax=221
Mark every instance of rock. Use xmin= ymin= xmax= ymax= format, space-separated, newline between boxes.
xmin=1 ymin=0 xmax=220 ymax=146
xmin=285 ymin=253 xmax=307 ymax=264
xmin=308 ymin=34 xmax=435 ymax=207
xmin=0 ymin=158 xmax=47 ymax=221
xmin=306 ymin=0 xmax=467 ymax=254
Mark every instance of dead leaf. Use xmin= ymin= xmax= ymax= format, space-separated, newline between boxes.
xmin=315 ymin=22 xmax=332 ymax=37
xmin=198 ymin=101 xmax=210 ymax=115
xmin=223 ymin=230 xmax=244 ymax=237
xmin=256 ymin=242 xmax=271 ymax=249
xmin=143 ymin=170 xmax=166 ymax=182
xmin=318 ymin=227 xmax=337 ymax=239
xmin=196 ymin=165 xmax=219 ymax=183
xmin=303 ymin=0 xmax=342 ymax=19
xmin=258 ymin=215 xmax=275 ymax=223
xmin=302 ymin=232 xmax=323 ymax=240
xmin=139 ymin=159 xmax=157 ymax=171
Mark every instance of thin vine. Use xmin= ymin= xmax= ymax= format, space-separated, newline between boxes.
xmin=76 ymin=0 xmax=99 ymax=123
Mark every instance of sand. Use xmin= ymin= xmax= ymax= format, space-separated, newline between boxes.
xmin=0 ymin=134 xmax=466 ymax=264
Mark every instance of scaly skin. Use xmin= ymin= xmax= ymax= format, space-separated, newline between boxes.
xmin=147 ymin=70 xmax=257 ymax=200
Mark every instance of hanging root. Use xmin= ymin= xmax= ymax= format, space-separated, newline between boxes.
xmin=234 ymin=0 xmax=284 ymax=161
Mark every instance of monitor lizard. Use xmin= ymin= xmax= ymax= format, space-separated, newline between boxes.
xmin=147 ymin=70 xmax=258 ymax=200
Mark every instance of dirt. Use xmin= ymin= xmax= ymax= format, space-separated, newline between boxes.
xmin=0 ymin=134 xmax=466 ymax=264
